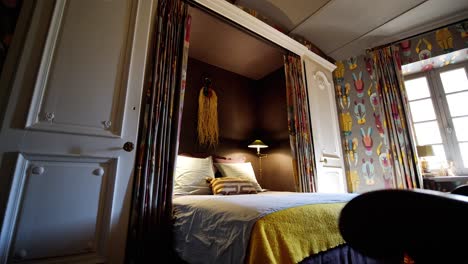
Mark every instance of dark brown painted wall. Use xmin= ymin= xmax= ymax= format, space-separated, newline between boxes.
xmin=179 ymin=58 xmax=294 ymax=191
xmin=179 ymin=58 xmax=259 ymax=173
xmin=256 ymin=68 xmax=295 ymax=191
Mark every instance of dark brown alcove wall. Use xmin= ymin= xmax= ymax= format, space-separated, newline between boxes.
xmin=255 ymin=68 xmax=295 ymax=191
xmin=179 ymin=58 xmax=258 ymax=167
xmin=179 ymin=57 xmax=294 ymax=191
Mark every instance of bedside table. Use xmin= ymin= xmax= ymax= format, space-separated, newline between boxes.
xmin=423 ymin=176 xmax=468 ymax=192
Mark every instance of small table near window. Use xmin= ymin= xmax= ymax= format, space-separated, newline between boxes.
xmin=423 ymin=176 xmax=468 ymax=192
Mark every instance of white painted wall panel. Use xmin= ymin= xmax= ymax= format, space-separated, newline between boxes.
xmin=12 ymin=156 xmax=115 ymax=261
xmin=26 ymin=0 xmax=133 ymax=137
xmin=316 ymin=168 xmax=345 ymax=193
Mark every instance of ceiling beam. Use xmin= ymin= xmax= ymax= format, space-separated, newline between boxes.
xmin=287 ymin=0 xmax=334 ymax=34
xmin=327 ymin=0 xmax=429 ymax=56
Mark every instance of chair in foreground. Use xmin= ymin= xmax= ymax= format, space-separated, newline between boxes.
xmin=339 ymin=189 xmax=468 ymax=264
xmin=451 ymin=183 xmax=468 ymax=196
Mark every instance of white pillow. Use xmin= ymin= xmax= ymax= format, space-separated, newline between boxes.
xmin=214 ymin=162 xmax=262 ymax=191
xmin=174 ymin=156 xmax=215 ymax=195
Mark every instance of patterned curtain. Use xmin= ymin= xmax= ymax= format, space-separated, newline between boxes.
xmin=372 ymin=46 xmax=422 ymax=189
xmin=125 ymin=0 xmax=191 ymax=262
xmin=284 ymin=54 xmax=317 ymax=192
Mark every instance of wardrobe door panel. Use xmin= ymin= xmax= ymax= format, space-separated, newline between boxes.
xmin=303 ymin=56 xmax=347 ymax=192
xmin=25 ymin=0 xmax=133 ymax=137
xmin=0 ymin=0 xmax=156 ymax=263
xmin=11 ymin=155 xmax=115 ymax=262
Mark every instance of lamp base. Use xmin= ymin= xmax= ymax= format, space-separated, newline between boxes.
xmin=257 ymin=153 xmax=268 ymax=182
xmin=420 ymin=159 xmax=431 ymax=174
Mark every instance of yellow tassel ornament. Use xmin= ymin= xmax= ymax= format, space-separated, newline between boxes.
xmin=197 ymin=86 xmax=218 ymax=147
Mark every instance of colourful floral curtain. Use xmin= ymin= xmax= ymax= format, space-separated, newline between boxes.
xmin=372 ymin=46 xmax=422 ymax=189
xmin=284 ymin=55 xmax=317 ymax=192
xmin=125 ymin=0 xmax=191 ymax=261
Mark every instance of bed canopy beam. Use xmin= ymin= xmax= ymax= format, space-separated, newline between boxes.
xmin=190 ymin=0 xmax=336 ymax=72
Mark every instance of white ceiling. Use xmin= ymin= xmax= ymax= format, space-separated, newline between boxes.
xmin=236 ymin=0 xmax=468 ymax=60
xmin=188 ymin=7 xmax=284 ymax=80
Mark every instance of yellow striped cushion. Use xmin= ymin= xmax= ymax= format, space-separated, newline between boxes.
xmin=209 ymin=177 xmax=258 ymax=195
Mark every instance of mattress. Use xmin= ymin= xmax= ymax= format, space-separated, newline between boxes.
xmin=172 ymin=191 xmax=358 ymax=264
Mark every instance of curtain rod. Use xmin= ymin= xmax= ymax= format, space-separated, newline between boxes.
xmin=369 ymin=18 xmax=467 ymax=52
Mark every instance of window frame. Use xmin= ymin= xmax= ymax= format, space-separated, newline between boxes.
xmin=404 ymin=61 xmax=468 ymax=175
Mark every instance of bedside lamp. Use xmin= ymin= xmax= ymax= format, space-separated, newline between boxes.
xmin=417 ymin=145 xmax=434 ymax=175
xmin=248 ymin=139 xmax=268 ymax=156
xmin=248 ymin=139 xmax=268 ymax=180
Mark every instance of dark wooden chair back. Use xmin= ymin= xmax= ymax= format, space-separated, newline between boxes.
xmin=339 ymin=189 xmax=468 ymax=264
xmin=451 ymin=184 xmax=468 ymax=196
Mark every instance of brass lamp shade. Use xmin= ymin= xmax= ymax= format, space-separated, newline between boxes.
xmin=416 ymin=145 xmax=435 ymax=157
xmin=248 ymin=140 xmax=268 ymax=149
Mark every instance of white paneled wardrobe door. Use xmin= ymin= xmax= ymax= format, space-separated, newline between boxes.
xmin=0 ymin=0 xmax=156 ymax=263
xmin=303 ymin=56 xmax=347 ymax=193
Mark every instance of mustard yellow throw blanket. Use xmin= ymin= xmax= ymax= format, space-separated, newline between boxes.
xmin=246 ymin=203 xmax=346 ymax=264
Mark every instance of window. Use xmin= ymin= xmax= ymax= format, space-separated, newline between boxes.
xmin=404 ymin=62 xmax=468 ymax=174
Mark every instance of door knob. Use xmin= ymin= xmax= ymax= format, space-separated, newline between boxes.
xmin=31 ymin=166 xmax=45 ymax=175
xmin=15 ymin=249 xmax=27 ymax=260
xmin=123 ymin=142 xmax=135 ymax=152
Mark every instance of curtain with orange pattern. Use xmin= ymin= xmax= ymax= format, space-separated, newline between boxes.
xmin=372 ymin=46 xmax=422 ymax=189
xmin=125 ymin=0 xmax=191 ymax=261
xmin=284 ymin=54 xmax=317 ymax=192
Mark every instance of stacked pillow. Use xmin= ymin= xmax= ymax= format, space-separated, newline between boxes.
xmin=173 ymin=154 xmax=262 ymax=195
xmin=173 ymin=155 xmax=215 ymax=195
xmin=208 ymin=177 xmax=257 ymax=195
xmin=213 ymin=162 xmax=262 ymax=192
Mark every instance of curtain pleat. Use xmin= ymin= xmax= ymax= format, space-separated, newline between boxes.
xmin=284 ymin=55 xmax=317 ymax=192
xmin=372 ymin=46 xmax=422 ymax=189
xmin=126 ymin=0 xmax=191 ymax=262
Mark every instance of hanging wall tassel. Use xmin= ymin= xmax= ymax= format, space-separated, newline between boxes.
xmin=197 ymin=86 xmax=218 ymax=147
